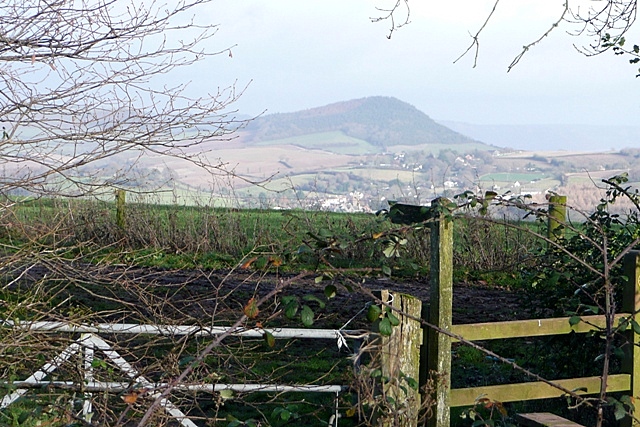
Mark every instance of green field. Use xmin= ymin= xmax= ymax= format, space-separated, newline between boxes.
xmin=479 ymin=172 xmax=547 ymax=183
xmin=255 ymin=131 xmax=379 ymax=155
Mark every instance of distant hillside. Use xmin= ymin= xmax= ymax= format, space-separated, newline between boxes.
xmin=244 ymin=96 xmax=480 ymax=148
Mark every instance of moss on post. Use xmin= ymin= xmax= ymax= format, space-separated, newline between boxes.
xmin=548 ymin=195 xmax=567 ymax=242
xmin=425 ymin=198 xmax=453 ymax=427
xmin=380 ymin=290 xmax=423 ymax=427
xmin=115 ymin=189 xmax=126 ymax=231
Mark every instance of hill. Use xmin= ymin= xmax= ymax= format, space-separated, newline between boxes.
xmin=243 ymin=96 xmax=481 ymax=148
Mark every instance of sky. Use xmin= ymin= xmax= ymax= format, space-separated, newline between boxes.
xmin=189 ymin=0 xmax=640 ymax=127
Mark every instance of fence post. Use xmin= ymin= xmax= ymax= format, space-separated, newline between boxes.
xmin=622 ymin=251 xmax=640 ymax=427
xmin=380 ymin=290 xmax=423 ymax=427
xmin=547 ymin=195 xmax=566 ymax=242
xmin=115 ymin=189 xmax=126 ymax=231
xmin=424 ymin=198 xmax=453 ymax=427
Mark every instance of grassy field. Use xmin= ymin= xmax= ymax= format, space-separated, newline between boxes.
xmin=254 ymin=131 xmax=379 ymax=155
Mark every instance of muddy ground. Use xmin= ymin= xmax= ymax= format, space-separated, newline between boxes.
xmin=26 ymin=264 xmax=541 ymax=328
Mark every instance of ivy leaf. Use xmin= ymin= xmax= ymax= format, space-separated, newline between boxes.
xmin=367 ymin=305 xmax=382 ymax=323
xmin=569 ymin=315 xmax=582 ymax=327
xmin=405 ymin=376 xmax=419 ymax=390
xmin=219 ymin=389 xmax=234 ymax=400
xmin=324 ymin=284 xmax=337 ymax=299
xmin=303 ymin=294 xmax=326 ymax=309
xmin=284 ymin=301 xmax=298 ymax=319
xmin=584 ymin=305 xmax=599 ymax=314
xmin=484 ymin=191 xmax=498 ymax=200
xmin=387 ymin=310 xmax=400 ymax=326
xmin=263 ymin=331 xmax=275 ymax=348
xmin=383 ymin=244 xmax=397 ymax=258
xmin=379 ymin=317 xmax=393 ymax=336
xmin=631 ymin=318 xmax=640 ymax=335
xmin=614 ymin=400 xmax=627 ymax=420
xmin=300 ymin=305 xmax=314 ymax=327
xmin=243 ymin=297 xmax=259 ymax=319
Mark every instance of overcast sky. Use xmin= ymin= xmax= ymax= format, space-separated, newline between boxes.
xmin=193 ymin=0 xmax=640 ymax=126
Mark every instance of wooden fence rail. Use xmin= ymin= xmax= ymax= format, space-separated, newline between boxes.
xmin=382 ymin=197 xmax=640 ymax=426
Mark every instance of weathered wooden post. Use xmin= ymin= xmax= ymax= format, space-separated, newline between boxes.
xmin=621 ymin=251 xmax=640 ymax=427
xmin=380 ymin=290 xmax=423 ymax=427
xmin=115 ymin=189 xmax=126 ymax=231
xmin=547 ymin=194 xmax=567 ymax=242
xmin=424 ymin=198 xmax=453 ymax=427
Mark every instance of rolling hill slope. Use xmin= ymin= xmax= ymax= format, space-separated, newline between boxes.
xmin=242 ymin=96 xmax=483 ymax=149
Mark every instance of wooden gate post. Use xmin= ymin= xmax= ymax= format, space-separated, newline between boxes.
xmin=622 ymin=251 xmax=640 ymax=427
xmin=547 ymin=195 xmax=567 ymax=242
xmin=424 ymin=198 xmax=453 ymax=427
xmin=380 ymin=290 xmax=423 ymax=427
xmin=115 ymin=189 xmax=126 ymax=231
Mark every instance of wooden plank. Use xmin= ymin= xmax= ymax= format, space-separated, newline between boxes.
xmin=450 ymin=374 xmax=631 ymax=407
xmin=515 ymin=412 xmax=584 ymax=427
xmin=380 ymin=291 xmax=422 ymax=427
xmin=622 ymin=251 xmax=640 ymax=427
xmin=450 ymin=314 xmax=628 ymax=342
xmin=426 ymin=199 xmax=453 ymax=427
xmin=548 ymin=195 xmax=567 ymax=242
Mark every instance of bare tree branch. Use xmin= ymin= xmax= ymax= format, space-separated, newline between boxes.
xmin=371 ymin=0 xmax=411 ymax=39
xmin=0 ymin=0 xmax=249 ymax=198
xmin=454 ymin=0 xmax=501 ymax=67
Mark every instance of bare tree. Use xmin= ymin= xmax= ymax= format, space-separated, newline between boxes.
xmin=375 ymin=0 xmax=640 ymax=72
xmin=0 ymin=0 xmax=244 ymax=197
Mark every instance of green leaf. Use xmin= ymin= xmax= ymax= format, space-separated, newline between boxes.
xmin=379 ymin=317 xmax=393 ymax=336
xmin=569 ymin=315 xmax=582 ymax=327
xmin=263 ymin=331 xmax=275 ymax=348
xmin=272 ymin=407 xmax=291 ymax=421
xmin=314 ymin=275 xmax=324 ymax=284
xmin=324 ymin=284 xmax=337 ymax=299
xmin=382 ymin=265 xmax=392 ymax=276
xmin=405 ymin=376 xmax=419 ymax=390
xmin=484 ymin=190 xmax=498 ymax=200
xmin=614 ymin=400 xmax=627 ymax=420
xmin=281 ymin=295 xmax=296 ymax=305
xmin=303 ymin=294 xmax=326 ymax=309
xmin=178 ymin=355 xmax=196 ymax=367
xmin=383 ymin=245 xmax=397 ymax=258
xmin=584 ymin=305 xmax=599 ymax=314
xmin=219 ymin=389 xmax=234 ymax=400
xmin=631 ymin=318 xmax=640 ymax=335
xmin=387 ymin=310 xmax=400 ymax=326
xmin=300 ymin=305 xmax=314 ymax=327
xmin=367 ymin=305 xmax=382 ymax=323
xmin=284 ymin=301 xmax=298 ymax=319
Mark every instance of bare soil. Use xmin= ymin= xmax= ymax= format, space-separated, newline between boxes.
xmin=10 ymin=259 xmax=543 ymax=331
xmin=32 ymin=264 xmax=539 ymax=328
